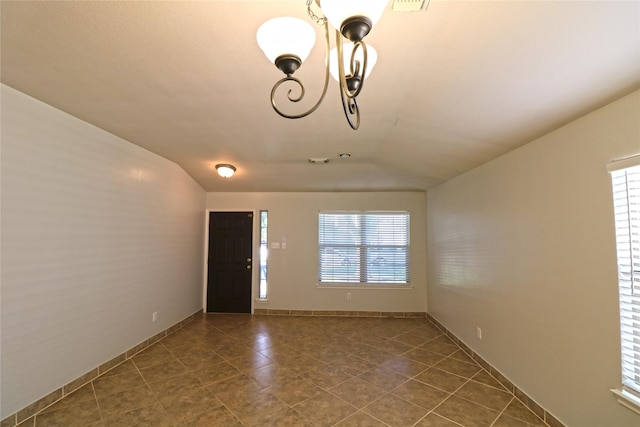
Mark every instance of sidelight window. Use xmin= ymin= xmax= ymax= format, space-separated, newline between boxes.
xmin=259 ymin=210 xmax=268 ymax=299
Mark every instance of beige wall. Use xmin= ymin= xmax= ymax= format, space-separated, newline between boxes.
xmin=1 ymin=85 xmax=206 ymax=418
xmin=206 ymin=192 xmax=427 ymax=313
xmin=4 ymin=76 xmax=636 ymax=425
xmin=427 ymin=90 xmax=640 ymax=426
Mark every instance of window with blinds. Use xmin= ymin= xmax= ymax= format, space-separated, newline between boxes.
xmin=318 ymin=211 xmax=410 ymax=285
xmin=609 ymin=157 xmax=640 ymax=414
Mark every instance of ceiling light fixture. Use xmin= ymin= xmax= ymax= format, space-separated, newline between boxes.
xmin=256 ymin=0 xmax=388 ymax=130
xmin=215 ymin=164 xmax=236 ymax=178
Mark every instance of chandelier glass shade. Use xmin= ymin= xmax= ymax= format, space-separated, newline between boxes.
xmin=256 ymin=17 xmax=316 ymax=75
xmin=320 ymin=0 xmax=388 ymax=41
xmin=256 ymin=0 xmax=388 ymax=130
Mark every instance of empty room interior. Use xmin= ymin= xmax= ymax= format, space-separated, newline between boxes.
xmin=1 ymin=1 xmax=640 ymax=426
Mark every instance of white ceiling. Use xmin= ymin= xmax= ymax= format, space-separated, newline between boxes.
xmin=2 ymin=0 xmax=639 ymax=192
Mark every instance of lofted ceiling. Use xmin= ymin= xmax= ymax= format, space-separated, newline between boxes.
xmin=2 ymin=0 xmax=639 ymax=192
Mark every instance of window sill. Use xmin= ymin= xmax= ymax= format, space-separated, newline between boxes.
xmin=611 ymin=389 xmax=640 ymax=415
xmin=255 ymin=298 xmax=269 ymax=303
xmin=317 ymin=283 xmax=413 ymax=290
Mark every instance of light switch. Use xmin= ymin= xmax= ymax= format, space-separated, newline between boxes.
xmin=270 ymin=242 xmax=280 ymax=249
xmin=281 ymin=242 xmax=287 ymax=249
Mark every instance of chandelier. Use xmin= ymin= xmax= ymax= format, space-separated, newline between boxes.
xmin=256 ymin=0 xmax=388 ymax=130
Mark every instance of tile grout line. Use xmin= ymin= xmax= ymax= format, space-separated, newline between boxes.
xmin=219 ymin=402 xmax=246 ymax=427
xmin=1 ymin=310 xmax=200 ymax=427
xmin=17 ymin=313 xmax=554 ymax=427
xmin=238 ymin=313 xmax=551 ymax=427
xmin=340 ymin=317 xmax=536 ymax=427
xmin=90 ymin=381 xmax=104 ymax=427
xmin=128 ymin=353 xmax=169 ymax=424
xmin=426 ymin=313 xmax=557 ymax=427
xmin=156 ymin=321 xmax=247 ymax=426
xmin=341 ymin=317 xmax=475 ymax=425
xmin=489 ymin=396 xmax=517 ymax=427
xmin=411 ymin=408 xmax=465 ymax=427
xmin=421 ymin=362 xmax=475 ymax=425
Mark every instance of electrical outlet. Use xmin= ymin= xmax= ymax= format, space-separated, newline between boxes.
xmin=152 ymin=312 xmax=158 ymax=322
xmin=347 ymin=292 xmax=352 ymax=301
xmin=477 ymin=327 xmax=482 ymax=340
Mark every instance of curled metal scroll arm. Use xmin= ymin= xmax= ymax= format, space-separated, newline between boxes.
xmin=269 ymin=19 xmax=331 ymax=120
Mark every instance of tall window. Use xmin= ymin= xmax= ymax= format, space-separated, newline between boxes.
xmin=608 ymin=156 xmax=640 ymax=414
xmin=259 ymin=210 xmax=268 ymax=299
xmin=318 ymin=211 xmax=410 ymax=285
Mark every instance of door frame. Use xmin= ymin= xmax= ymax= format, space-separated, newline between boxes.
xmin=202 ymin=209 xmax=259 ymax=313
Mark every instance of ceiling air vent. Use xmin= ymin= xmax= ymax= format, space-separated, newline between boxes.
xmin=308 ymin=157 xmax=330 ymax=164
xmin=392 ymin=0 xmax=430 ymax=12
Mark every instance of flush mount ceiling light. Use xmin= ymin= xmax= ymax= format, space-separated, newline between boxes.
xmin=215 ymin=164 xmax=236 ymax=178
xmin=256 ymin=0 xmax=388 ymax=130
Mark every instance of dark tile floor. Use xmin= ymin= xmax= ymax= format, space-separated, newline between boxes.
xmin=29 ymin=314 xmax=547 ymax=426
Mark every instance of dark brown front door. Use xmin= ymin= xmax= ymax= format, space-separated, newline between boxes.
xmin=207 ymin=212 xmax=253 ymax=313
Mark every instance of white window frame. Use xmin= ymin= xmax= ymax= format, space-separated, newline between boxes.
xmin=608 ymin=154 xmax=640 ymax=415
xmin=317 ymin=211 xmax=410 ymax=287
xmin=258 ymin=210 xmax=268 ymax=300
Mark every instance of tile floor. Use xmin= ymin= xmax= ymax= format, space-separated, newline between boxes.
xmin=28 ymin=314 xmax=548 ymax=427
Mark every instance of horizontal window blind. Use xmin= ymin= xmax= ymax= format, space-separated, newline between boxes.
xmin=318 ymin=211 xmax=410 ymax=284
xmin=610 ymin=163 xmax=640 ymax=401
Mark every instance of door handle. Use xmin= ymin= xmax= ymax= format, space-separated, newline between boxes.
xmin=246 ymin=265 xmax=251 ymax=269
xmin=247 ymin=258 xmax=252 ymax=262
